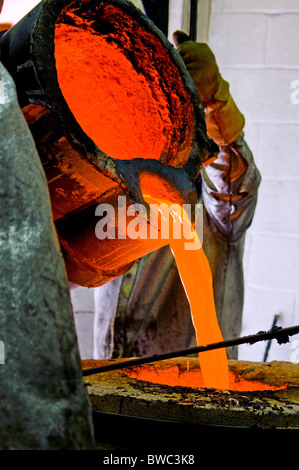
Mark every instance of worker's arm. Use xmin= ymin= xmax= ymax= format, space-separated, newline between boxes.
xmin=173 ymin=31 xmax=261 ymax=242
xmin=201 ymin=133 xmax=261 ymax=243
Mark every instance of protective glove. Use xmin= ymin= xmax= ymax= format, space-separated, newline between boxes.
xmin=173 ymin=31 xmax=245 ymax=146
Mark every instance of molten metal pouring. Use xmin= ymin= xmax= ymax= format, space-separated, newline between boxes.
xmin=141 ymin=191 xmax=229 ymax=389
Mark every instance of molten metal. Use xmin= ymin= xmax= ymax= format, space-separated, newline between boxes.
xmin=54 ymin=5 xmax=195 ymax=166
xmin=138 ymin=172 xmax=228 ymax=389
xmin=142 ymin=207 xmax=227 ymax=387
xmin=55 ymin=24 xmax=171 ymax=160
xmin=124 ymin=363 xmax=285 ymax=392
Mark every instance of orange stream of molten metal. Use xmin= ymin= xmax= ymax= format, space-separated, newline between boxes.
xmin=142 ymin=192 xmax=229 ymax=390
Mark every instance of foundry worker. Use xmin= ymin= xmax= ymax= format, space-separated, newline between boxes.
xmin=93 ymin=31 xmax=261 ymax=361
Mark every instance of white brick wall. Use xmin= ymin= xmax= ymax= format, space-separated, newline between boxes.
xmin=209 ymin=0 xmax=299 ymax=362
xmin=211 ymin=0 xmax=299 ymax=13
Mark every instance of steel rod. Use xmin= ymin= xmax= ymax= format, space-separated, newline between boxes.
xmin=189 ymin=0 xmax=198 ymax=42
xmin=82 ymin=324 xmax=299 ymax=376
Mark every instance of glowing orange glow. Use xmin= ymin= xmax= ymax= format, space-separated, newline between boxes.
xmin=124 ymin=366 xmax=286 ymax=392
xmin=141 ymin=173 xmax=229 ymax=390
xmin=55 ymin=23 xmax=169 ymax=160
xmin=81 ymin=360 xmax=286 ymax=392
xmin=171 ymin=227 xmax=229 ymax=390
xmin=54 ymin=13 xmax=194 ymax=165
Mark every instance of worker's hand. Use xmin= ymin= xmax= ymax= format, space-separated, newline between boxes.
xmin=173 ymin=30 xmax=245 ymax=146
xmin=173 ymin=31 xmax=220 ymax=106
